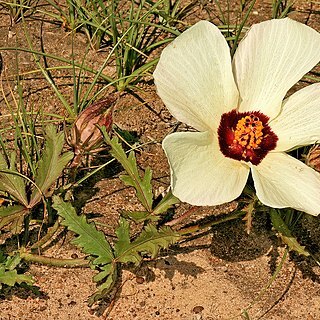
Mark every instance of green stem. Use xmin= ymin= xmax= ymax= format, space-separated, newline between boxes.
xmin=178 ymin=211 xmax=245 ymax=236
xmin=22 ymin=215 xmax=30 ymax=247
xmin=20 ymin=251 xmax=89 ymax=268
xmin=165 ymin=206 xmax=199 ymax=226
xmin=30 ymin=218 xmax=62 ymax=250
xmin=230 ymin=0 xmax=257 ymax=57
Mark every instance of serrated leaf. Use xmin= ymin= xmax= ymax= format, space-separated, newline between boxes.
xmin=52 ymin=196 xmax=114 ymax=265
xmin=88 ymin=263 xmax=117 ymax=306
xmin=5 ymin=254 xmax=22 ymax=271
xmin=114 ymin=218 xmax=131 ymax=259
xmin=152 ymin=190 xmax=180 ymax=215
xmin=93 ymin=264 xmax=114 ymax=283
xmin=30 ymin=125 xmax=73 ymax=207
xmin=103 ymin=132 xmax=153 ymax=212
xmin=53 ymin=196 xmax=119 ymax=306
xmin=0 ymin=267 xmax=34 ymax=288
xmin=0 ymin=152 xmax=28 ymax=206
xmin=0 ymin=205 xmax=30 ymax=233
xmin=270 ymin=209 xmax=310 ymax=257
xmin=114 ymin=220 xmax=180 ymax=265
xmin=120 ymin=210 xmax=159 ymax=223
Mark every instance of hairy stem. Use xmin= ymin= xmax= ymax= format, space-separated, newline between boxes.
xmin=165 ymin=207 xmax=199 ymax=226
xmin=20 ymin=251 xmax=89 ymax=268
xmin=178 ymin=211 xmax=245 ymax=236
xmin=30 ymin=218 xmax=62 ymax=250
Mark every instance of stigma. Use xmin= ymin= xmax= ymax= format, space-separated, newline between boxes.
xmin=218 ymin=110 xmax=278 ymax=165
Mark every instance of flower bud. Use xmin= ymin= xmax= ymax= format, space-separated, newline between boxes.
xmin=306 ymin=145 xmax=320 ymax=173
xmin=69 ymin=95 xmax=116 ymax=166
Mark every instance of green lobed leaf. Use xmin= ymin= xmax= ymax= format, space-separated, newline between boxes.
xmin=53 ymin=196 xmax=119 ymax=306
xmin=0 ymin=267 xmax=34 ymax=289
xmin=30 ymin=125 xmax=73 ymax=207
xmin=270 ymin=209 xmax=310 ymax=257
xmin=102 ymin=131 xmax=153 ymax=212
xmin=120 ymin=210 xmax=159 ymax=223
xmin=5 ymin=254 xmax=22 ymax=271
xmin=0 ymin=205 xmax=30 ymax=234
xmin=152 ymin=189 xmax=180 ymax=215
xmin=0 ymin=152 xmax=28 ymax=207
xmin=119 ymin=153 xmax=153 ymax=211
xmin=114 ymin=218 xmax=131 ymax=256
xmin=52 ymin=196 xmax=114 ymax=265
xmin=88 ymin=263 xmax=118 ymax=306
xmin=114 ymin=218 xmax=180 ymax=265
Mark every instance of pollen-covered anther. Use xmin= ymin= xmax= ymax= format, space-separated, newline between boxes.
xmin=218 ymin=109 xmax=278 ymax=165
xmin=233 ymin=115 xmax=264 ymax=153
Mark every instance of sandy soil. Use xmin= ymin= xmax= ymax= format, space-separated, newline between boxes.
xmin=1 ymin=1 xmax=320 ymax=319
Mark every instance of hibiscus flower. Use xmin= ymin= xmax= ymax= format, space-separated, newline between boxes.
xmin=153 ymin=18 xmax=320 ymax=216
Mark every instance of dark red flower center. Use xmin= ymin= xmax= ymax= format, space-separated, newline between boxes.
xmin=218 ymin=109 xmax=278 ymax=165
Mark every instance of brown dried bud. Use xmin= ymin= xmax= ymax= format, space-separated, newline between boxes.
xmin=69 ymin=95 xmax=116 ymax=166
xmin=306 ymin=145 xmax=320 ymax=172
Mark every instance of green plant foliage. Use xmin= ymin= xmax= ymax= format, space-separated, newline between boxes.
xmin=29 ymin=125 xmax=73 ymax=207
xmin=114 ymin=217 xmax=180 ymax=265
xmin=272 ymin=0 xmax=294 ymax=19
xmin=270 ymin=209 xmax=310 ymax=257
xmin=3 ymin=0 xmax=37 ymax=23
xmin=88 ymin=263 xmax=118 ymax=306
xmin=145 ymin=0 xmax=196 ymax=28
xmin=0 ymin=254 xmax=34 ymax=289
xmin=108 ymin=0 xmax=176 ymax=90
xmin=120 ymin=166 xmax=153 ymax=211
xmin=152 ymin=190 xmax=180 ymax=215
xmin=52 ymin=196 xmax=114 ymax=265
xmin=5 ymin=253 xmax=22 ymax=271
xmin=0 ymin=205 xmax=29 ymax=234
xmin=0 ymin=152 xmax=28 ymax=207
xmin=0 ymin=268 xmax=34 ymax=289
xmin=0 ymin=125 xmax=73 ymax=233
xmin=103 ymin=131 xmax=153 ymax=212
xmin=120 ymin=210 xmax=158 ymax=223
xmin=120 ymin=189 xmax=179 ymax=223
xmin=103 ymin=129 xmax=179 ymax=224
xmin=53 ymin=196 xmax=180 ymax=305
xmin=114 ymin=127 xmax=139 ymax=145
xmin=120 ymin=191 xmax=180 ymax=223
xmin=53 ymin=195 xmax=118 ymax=305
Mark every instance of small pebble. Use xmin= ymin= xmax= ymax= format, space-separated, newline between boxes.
xmin=193 ymin=306 xmax=204 ymax=314
xmin=39 ymin=305 xmax=47 ymax=312
xmin=136 ymin=276 xmax=145 ymax=284
xmin=88 ymin=308 xmax=94 ymax=315
xmin=140 ymin=301 xmax=146 ymax=307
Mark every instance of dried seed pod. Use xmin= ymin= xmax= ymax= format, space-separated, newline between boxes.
xmin=69 ymin=95 xmax=116 ymax=167
xmin=306 ymin=145 xmax=320 ymax=173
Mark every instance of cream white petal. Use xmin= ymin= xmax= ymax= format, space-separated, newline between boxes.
xmin=251 ymin=152 xmax=320 ymax=216
xmin=162 ymin=131 xmax=250 ymax=205
xmin=270 ymin=83 xmax=320 ymax=152
xmin=154 ymin=21 xmax=239 ymax=132
xmin=233 ymin=18 xmax=320 ymax=120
